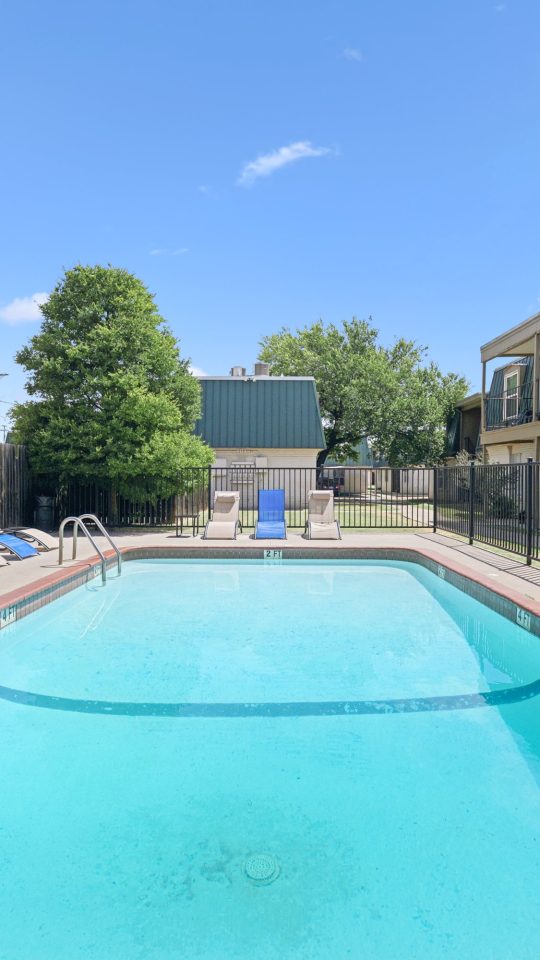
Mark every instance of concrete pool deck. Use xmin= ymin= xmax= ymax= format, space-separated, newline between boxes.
xmin=2 ymin=529 xmax=540 ymax=630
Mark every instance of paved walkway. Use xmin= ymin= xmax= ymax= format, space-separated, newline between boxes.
xmin=2 ymin=528 xmax=540 ymax=610
xmin=420 ymin=531 xmax=540 ymax=588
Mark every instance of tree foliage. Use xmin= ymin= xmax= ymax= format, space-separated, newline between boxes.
xmin=259 ymin=318 xmax=468 ymax=466
xmin=10 ymin=265 xmax=212 ymax=497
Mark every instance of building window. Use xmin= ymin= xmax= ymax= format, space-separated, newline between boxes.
xmin=230 ymin=461 xmax=256 ymax=481
xmin=504 ymin=371 xmax=519 ymax=421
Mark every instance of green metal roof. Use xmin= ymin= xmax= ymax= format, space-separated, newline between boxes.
xmin=195 ymin=377 xmax=325 ymax=449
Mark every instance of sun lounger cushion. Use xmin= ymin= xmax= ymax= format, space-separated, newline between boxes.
xmin=306 ymin=490 xmax=341 ymax=539
xmin=308 ymin=521 xmax=340 ymax=539
xmin=203 ymin=491 xmax=240 ymax=539
xmin=8 ymin=527 xmax=58 ymax=551
xmin=204 ymin=520 xmax=238 ymax=539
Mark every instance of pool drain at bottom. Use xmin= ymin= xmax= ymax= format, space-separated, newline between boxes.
xmin=244 ymin=854 xmax=280 ymax=885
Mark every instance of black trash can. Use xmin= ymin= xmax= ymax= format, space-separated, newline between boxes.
xmin=35 ymin=496 xmax=55 ymax=531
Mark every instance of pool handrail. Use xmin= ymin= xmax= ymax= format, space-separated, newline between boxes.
xmin=58 ymin=514 xmax=121 ymax=584
xmin=74 ymin=515 xmax=122 ymax=578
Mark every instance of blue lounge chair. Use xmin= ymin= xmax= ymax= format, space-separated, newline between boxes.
xmin=0 ymin=533 xmax=39 ymax=559
xmin=6 ymin=527 xmax=58 ymax=551
xmin=255 ymin=489 xmax=287 ymax=539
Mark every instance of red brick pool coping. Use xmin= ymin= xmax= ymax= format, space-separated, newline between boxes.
xmin=1 ymin=543 xmax=539 ymax=635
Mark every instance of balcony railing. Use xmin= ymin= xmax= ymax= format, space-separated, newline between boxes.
xmin=484 ymin=388 xmax=533 ymax=431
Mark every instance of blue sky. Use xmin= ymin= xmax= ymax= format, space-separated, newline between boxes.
xmin=1 ymin=0 xmax=540 ymax=432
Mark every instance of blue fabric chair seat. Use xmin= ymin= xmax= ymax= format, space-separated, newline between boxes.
xmin=255 ymin=520 xmax=286 ymax=539
xmin=0 ymin=533 xmax=39 ymax=559
xmin=255 ymin=489 xmax=287 ymax=540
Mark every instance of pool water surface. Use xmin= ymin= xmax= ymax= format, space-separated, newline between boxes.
xmin=0 ymin=559 xmax=538 ymax=959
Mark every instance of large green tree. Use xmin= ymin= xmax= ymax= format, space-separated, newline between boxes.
xmin=259 ymin=318 xmax=467 ymax=466
xmin=10 ymin=264 xmax=212 ymax=497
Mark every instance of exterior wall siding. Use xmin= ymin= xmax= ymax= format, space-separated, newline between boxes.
xmin=484 ymin=442 xmax=535 ymax=464
xmin=211 ymin=448 xmax=319 ymax=508
xmin=341 ymin=468 xmax=434 ymax=497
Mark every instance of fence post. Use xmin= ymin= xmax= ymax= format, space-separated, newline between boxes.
xmin=468 ymin=460 xmax=475 ymax=545
xmin=526 ymin=457 xmax=533 ymax=565
xmin=207 ymin=465 xmax=212 ymax=520
xmin=432 ymin=466 xmax=438 ymax=533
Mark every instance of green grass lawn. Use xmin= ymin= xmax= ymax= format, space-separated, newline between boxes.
xmin=188 ymin=501 xmax=433 ymax=530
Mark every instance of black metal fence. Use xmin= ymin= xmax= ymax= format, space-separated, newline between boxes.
xmin=0 ymin=444 xmax=31 ymax=529
xmin=436 ymin=460 xmax=538 ymax=563
xmin=59 ymin=466 xmax=434 ymax=531
xmin=36 ymin=460 xmax=540 ymax=564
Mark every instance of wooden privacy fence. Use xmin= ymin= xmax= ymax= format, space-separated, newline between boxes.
xmin=0 ymin=444 xmax=31 ymax=528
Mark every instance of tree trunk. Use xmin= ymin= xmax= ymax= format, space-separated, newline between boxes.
xmin=316 ymin=446 xmax=334 ymax=485
xmin=317 ymin=448 xmax=332 ymax=469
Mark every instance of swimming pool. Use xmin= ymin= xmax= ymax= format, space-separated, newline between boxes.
xmin=0 ymin=558 xmax=539 ymax=959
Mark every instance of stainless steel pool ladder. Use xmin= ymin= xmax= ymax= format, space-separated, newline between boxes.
xmin=58 ymin=514 xmax=122 ymax=585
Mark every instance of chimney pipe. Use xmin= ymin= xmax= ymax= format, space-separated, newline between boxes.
xmin=230 ymin=366 xmax=246 ymax=377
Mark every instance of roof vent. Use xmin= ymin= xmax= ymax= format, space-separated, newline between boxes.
xmin=254 ymin=362 xmax=270 ymax=377
xmin=230 ymin=366 xmax=246 ymax=377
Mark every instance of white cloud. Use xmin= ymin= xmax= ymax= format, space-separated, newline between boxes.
xmin=342 ymin=47 xmax=363 ymax=62
xmin=237 ymin=140 xmax=333 ymax=186
xmin=150 ymin=247 xmax=189 ymax=257
xmin=0 ymin=292 xmax=48 ymax=325
xmin=189 ymin=364 xmax=207 ymax=377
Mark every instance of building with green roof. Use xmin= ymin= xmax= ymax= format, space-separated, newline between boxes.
xmin=195 ymin=363 xmax=325 ymax=505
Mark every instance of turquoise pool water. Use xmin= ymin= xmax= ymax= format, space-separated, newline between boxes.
xmin=0 ymin=559 xmax=539 ymax=959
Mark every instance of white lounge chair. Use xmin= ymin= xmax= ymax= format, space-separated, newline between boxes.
xmin=305 ymin=490 xmax=341 ymax=540
xmin=7 ymin=527 xmax=58 ymax=551
xmin=203 ymin=491 xmax=242 ymax=540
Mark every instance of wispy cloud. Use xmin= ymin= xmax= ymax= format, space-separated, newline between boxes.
xmin=189 ymin=364 xmax=207 ymax=377
xmin=342 ymin=47 xmax=363 ymax=62
xmin=237 ymin=140 xmax=333 ymax=187
xmin=0 ymin=292 xmax=48 ymax=325
xmin=150 ymin=247 xmax=189 ymax=257
xmin=494 ymin=2 xmax=506 ymax=11
xmin=198 ymin=184 xmax=211 ymax=194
